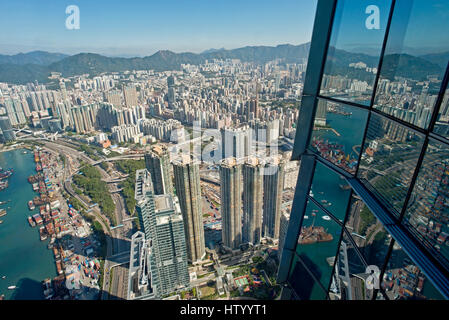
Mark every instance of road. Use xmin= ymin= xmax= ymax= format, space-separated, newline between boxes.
xmin=41 ymin=140 xmax=132 ymax=300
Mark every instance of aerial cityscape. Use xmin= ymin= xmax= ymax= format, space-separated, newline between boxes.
xmin=1 ymin=0 xmax=449 ymax=305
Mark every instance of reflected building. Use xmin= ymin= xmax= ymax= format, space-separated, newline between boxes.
xmin=277 ymin=0 xmax=449 ymax=300
xmin=0 ymin=116 xmax=16 ymax=142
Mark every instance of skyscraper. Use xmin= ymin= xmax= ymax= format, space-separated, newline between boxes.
xmin=219 ymin=158 xmax=242 ymax=249
xmin=0 ymin=116 xmax=16 ymax=142
xmin=278 ymin=210 xmax=290 ymax=260
xmin=104 ymin=90 xmax=122 ymax=107
xmin=314 ymin=99 xmax=327 ymax=126
xmin=220 ymin=125 xmax=252 ymax=160
xmin=123 ymin=85 xmax=139 ymax=108
xmin=173 ymin=155 xmax=206 ymax=263
xmin=127 ymin=231 xmax=158 ymax=300
xmin=242 ymin=157 xmax=263 ymax=245
xmin=263 ymin=157 xmax=285 ymax=240
xmin=134 ymin=169 xmax=190 ymax=296
xmin=144 ymin=144 xmax=174 ymax=195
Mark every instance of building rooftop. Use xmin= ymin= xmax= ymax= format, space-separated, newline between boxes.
xmin=127 ymin=232 xmax=157 ymax=300
xmin=135 ymin=169 xmax=153 ymax=200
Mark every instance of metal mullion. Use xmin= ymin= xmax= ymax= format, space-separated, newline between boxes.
xmin=291 ymin=0 xmax=338 ymax=160
xmin=355 ymin=0 xmax=396 ymax=178
xmin=342 ymin=227 xmax=369 ymax=268
xmin=291 ymin=252 xmax=330 ymax=299
xmin=277 ymin=155 xmax=316 ymax=285
xmin=372 ymin=238 xmax=396 ymax=300
xmin=429 ymin=131 xmax=449 ymax=146
xmin=371 ymin=107 xmax=430 ymax=137
xmin=314 ymin=1 xmax=339 ymax=102
xmin=324 ymin=190 xmax=355 ymax=298
xmin=428 ymin=62 xmax=449 ymax=133
xmin=398 ymin=137 xmax=429 ymax=222
xmin=325 ymin=225 xmax=345 ymax=299
xmin=307 ymin=149 xmax=353 ymax=180
xmin=307 ymin=195 xmax=344 ymax=227
xmin=317 ymin=95 xmax=371 ymax=111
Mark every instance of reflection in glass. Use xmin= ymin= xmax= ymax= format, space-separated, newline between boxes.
xmin=293 ymin=201 xmax=342 ymax=297
xmin=320 ymin=0 xmax=392 ymax=105
xmin=382 ymin=241 xmax=445 ymax=300
xmin=404 ymin=139 xmax=449 ymax=268
xmin=330 ymin=232 xmax=373 ymax=300
xmin=345 ymin=196 xmax=392 ymax=266
xmin=373 ymin=0 xmax=449 ymax=129
xmin=358 ymin=113 xmax=424 ymax=214
xmin=288 ymin=253 xmax=328 ymax=300
xmin=310 ymin=100 xmax=368 ymax=174
xmin=309 ymin=162 xmax=352 ymax=221
xmin=434 ymin=84 xmax=449 ymax=140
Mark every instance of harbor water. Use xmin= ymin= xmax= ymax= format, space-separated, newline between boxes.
xmin=0 ymin=149 xmax=56 ymax=300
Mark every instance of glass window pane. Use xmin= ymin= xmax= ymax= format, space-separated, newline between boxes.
xmin=345 ymin=196 xmax=393 ymax=266
xmin=403 ymin=139 xmax=449 ymax=269
xmin=373 ymin=0 xmax=449 ymax=129
xmin=288 ymin=253 xmax=328 ymax=300
xmin=382 ymin=241 xmax=445 ymax=300
xmin=293 ymin=200 xmax=343 ymax=296
xmin=310 ymin=99 xmax=368 ymax=174
xmin=434 ymin=82 xmax=449 ymax=140
xmin=358 ymin=113 xmax=425 ymax=214
xmin=330 ymin=231 xmax=370 ymax=300
xmin=320 ymin=0 xmax=392 ymax=105
xmin=374 ymin=290 xmax=389 ymax=300
xmin=309 ymin=162 xmax=352 ymax=221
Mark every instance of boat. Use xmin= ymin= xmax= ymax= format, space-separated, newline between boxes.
xmin=0 ymin=180 xmax=8 ymax=191
xmin=0 ymin=168 xmax=13 ymax=180
xmin=0 ymin=209 xmax=6 ymax=218
xmin=304 ymin=216 xmax=309 ymax=220
xmin=27 ymin=216 xmax=36 ymax=227
xmin=0 ymin=220 xmax=3 ymax=224
xmin=339 ymin=184 xmax=351 ymax=191
xmin=8 ymin=286 xmax=16 ymax=290
xmin=28 ymin=201 xmax=35 ymax=211
xmin=1 ymin=276 xmax=5 ymax=280
xmin=322 ymin=215 xmax=331 ymax=221
xmin=39 ymin=226 xmax=47 ymax=241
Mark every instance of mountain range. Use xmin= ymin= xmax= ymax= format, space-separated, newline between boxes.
xmin=0 ymin=44 xmax=311 ymax=84
xmin=0 ymin=51 xmax=68 ymax=66
xmin=0 ymin=43 xmax=447 ymax=84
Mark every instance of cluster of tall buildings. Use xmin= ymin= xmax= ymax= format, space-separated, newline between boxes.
xmin=130 ymin=169 xmax=190 ymax=299
xmin=130 ymin=145 xmax=208 ymax=298
xmin=219 ymin=155 xmax=286 ymax=250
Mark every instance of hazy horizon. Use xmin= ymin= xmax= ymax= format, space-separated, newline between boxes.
xmin=0 ymin=0 xmax=317 ymax=56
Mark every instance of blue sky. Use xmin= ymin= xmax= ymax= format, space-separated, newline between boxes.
xmin=0 ymin=0 xmax=318 ymax=56
xmin=330 ymin=0 xmax=449 ymax=55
